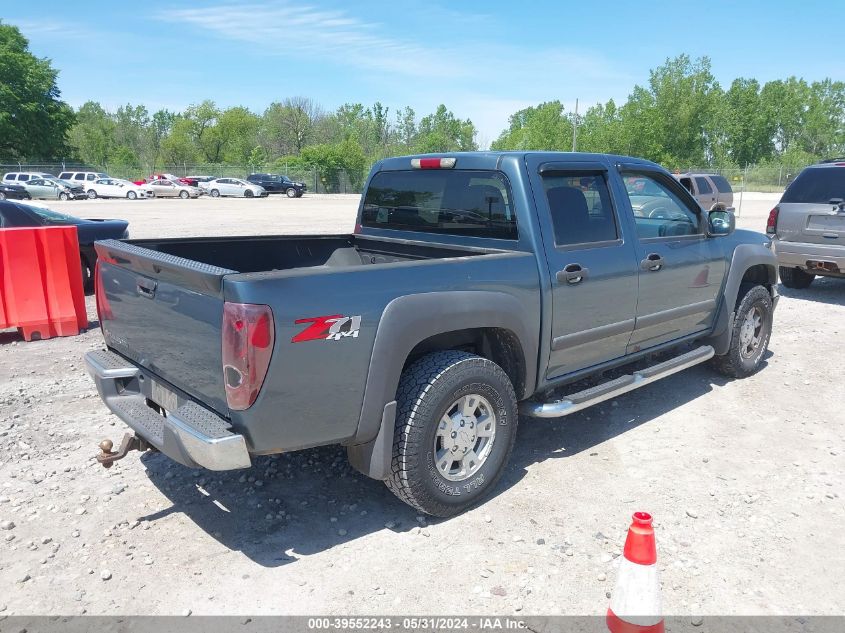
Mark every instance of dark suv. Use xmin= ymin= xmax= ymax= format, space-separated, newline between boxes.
xmin=246 ymin=173 xmax=306 ymax=198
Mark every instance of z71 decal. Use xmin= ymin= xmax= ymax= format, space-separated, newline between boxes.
xmin=291 ymin=314 xmax=362 ymax=343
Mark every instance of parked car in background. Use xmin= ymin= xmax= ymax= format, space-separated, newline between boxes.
xmin=146 ymin=179 xmax=201 ymax=199
xmin=187 ymin=176 xmax=216 ymax=190
xmin=768 ymin=159 xmax=845 ymax=289
xmin=87 ymin=178 xmax=153 ymax=200
xmin=21 ymin=177 xmax=87 ymax=200
xmin=0 ymin=182 xmax=32 ymax=201
xmin=207 ymin=178 xmax=267 ymax=198
xmin=57 ymin=171 xmax=110 ymax=186
xmin=674 ymin=173 xmax=735 ymax=211
xmin=0 ymin=200 xmax=129 ymax=292
xmin=3 ymin=171 xmax=54 ymax=183
xmin=246 ymin=173 xmax=306 ymax=197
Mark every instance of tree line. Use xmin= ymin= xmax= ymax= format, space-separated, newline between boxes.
xmin=3 ymin=18 xmax=844 ymax=186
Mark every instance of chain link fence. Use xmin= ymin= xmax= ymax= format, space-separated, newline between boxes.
xmin=0 ymin=162 xmax=371 ymax=194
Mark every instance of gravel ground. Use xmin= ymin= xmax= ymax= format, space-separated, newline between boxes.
xmin=0 ymin=192 xmax=843 ymax=616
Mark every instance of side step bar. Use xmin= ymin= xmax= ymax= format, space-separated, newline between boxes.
xmin=520 ymin=345 xmax=715 ymax=418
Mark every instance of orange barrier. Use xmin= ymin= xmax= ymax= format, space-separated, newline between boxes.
xmin=0 ymin=226 xmax=88 ymax=341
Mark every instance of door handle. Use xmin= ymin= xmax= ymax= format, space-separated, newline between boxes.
xmin=640 ymin=253 xmax=664 ymax=271
xmin=557 ymin=263 xmax=589 ymax=284
xmin=136 ymin=277 xmax=157 ymax=299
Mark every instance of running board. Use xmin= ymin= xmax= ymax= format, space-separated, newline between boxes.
xmin=520 ymin=345 xmax=715 ymax=418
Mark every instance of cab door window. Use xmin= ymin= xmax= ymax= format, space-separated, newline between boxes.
xmin=623 ymin=172 xmax=702 ymax=239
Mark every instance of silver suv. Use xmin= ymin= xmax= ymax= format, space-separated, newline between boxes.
xmin=769 ymin=160 xmax=845 ymax=288
xmin=674 ymin=173 xmax=735 ymax=211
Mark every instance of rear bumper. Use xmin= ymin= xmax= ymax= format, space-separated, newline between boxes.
xmin=774 ymin=239 xmax=845 ymax=271
xmin=84 ymin=350 xmax=251 ymax=470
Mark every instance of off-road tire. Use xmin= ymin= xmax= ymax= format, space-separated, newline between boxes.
xmin=711 ymin=284 xmax=773 ymax=378
xmin=779 ymin=266 xmax=814 ymax=289
xmin=385 ymin=350 xmax=518 ymax=517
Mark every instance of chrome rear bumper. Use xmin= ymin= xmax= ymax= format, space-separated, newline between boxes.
xmin=84 ymin=350 xmax=251 ymax=470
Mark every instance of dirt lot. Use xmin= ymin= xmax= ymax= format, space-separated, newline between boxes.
xmin=0 ymin=192 xmax=843 ymax=616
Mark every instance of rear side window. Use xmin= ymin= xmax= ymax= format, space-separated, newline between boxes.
xmin=74 ymin=174 xmax=84 ymax=180
xmin=361 ymin=170 xmax=517 ymax=240
xmin=695 ymin=177 xmax=712 ymax=194
xmin=541 ymin=173 xmax=618 ymax=246
xmin=3 ymin=174 xmax=15 ymax=181
xmin=710 ymin=175 xmax=733 ymax=193
xmin=18 ymin=174 xmax=29 ymax=181
xmin=782 ymin=167 xmax=845 ymax=204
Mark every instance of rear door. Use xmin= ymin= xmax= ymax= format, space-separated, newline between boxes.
xmin=777 ymin=165 xmax=845 ymax=245
xmin=619 ymin=167 xmax=727 ymax=351
xmin=526 ymin=158 xmax=640 ymax=378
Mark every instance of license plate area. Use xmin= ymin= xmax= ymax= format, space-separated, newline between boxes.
xmin=151 ymin=379 xmax=180 ymax=414
xmin=807 ymin=214 xmax=845 ymax=233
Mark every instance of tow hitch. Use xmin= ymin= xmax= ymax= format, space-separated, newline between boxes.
xmin=96 ymin=433 xmax=152 ymax=468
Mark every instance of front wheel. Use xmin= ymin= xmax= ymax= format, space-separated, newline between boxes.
xmin=179 ymin=190 xmax=189 ymax=199
xmin=244 ymin=189 xmax=254 ymax=198
xmin=385 ymin=350 xmax=518 ymax=517
xmin=711 ymin=284 xmax=773 ymax=378
xmin=127 ymin=190 xmax=137 ymax=200
xmin=286 ymin=187 xmax=297 ymax=198
xmin=779 ymin=266 xmax=814 ymax=289
xmin=59 ymin=192 xmax=70 ymax=201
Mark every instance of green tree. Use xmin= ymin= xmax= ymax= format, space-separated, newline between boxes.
xmin=0 ymin=21 xmax=74 ymax=159
xmin=416 ymin=105 xmax=477 ymax=153
xmin=67 ymin=101 xmax=115 ymax=166
xmin=491 ymin=101 xmax=573 ymax=150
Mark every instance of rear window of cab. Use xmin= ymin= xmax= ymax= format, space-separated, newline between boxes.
xmin=361 ymin=170 xmax=517 ymax=240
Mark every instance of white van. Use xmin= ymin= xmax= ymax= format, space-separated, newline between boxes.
xmin=57 ymin=171 xmax=109 ymax=186
xmin=3 ymin=171 xmax=54 ymax=183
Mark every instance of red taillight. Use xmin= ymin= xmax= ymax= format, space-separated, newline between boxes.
xmin=354 ymin=222 xmax=363 ymax=234
xmin=222 ymin=302 xmax=274 ymax=410
xmin=766 ymin=207 xmax=779 ymax=235
xmin=411 ymin=157 xmax=457 ymax=169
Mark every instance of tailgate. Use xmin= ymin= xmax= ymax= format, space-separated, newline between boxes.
xmin=95 ymin=239 xmax=234 ymax=416
xmin=779 ymin=202 xmax=845 ymax=245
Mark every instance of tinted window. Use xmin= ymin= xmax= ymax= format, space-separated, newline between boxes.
xmin=679 ymin=177 xmax=693 ymax=193
xmin=361 ymin=170 xmax=516 ymax=240
xmin=710 ymin=175 xmax=733 ymax=193
xmin=74 ymin=174 xmax=84 ymax=180
xmin=695 ymin=177 xmax=712 ymax=194
xmin=781 ymin=167 xmax=845 ymax=204
xmin=18 ymin=175 xmax=29 ymax=181
xmin=3 ymin=174 xmax=14 ymax=181
xmin=541 ymin=173 xmax=618 ymax=246
xmin=623 ymin=172 xmax=701 ymax=239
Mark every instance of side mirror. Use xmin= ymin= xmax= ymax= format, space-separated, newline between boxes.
xmin=706 ymin=208 xmax=735 ymax=237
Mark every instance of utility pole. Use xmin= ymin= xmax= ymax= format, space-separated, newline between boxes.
xmin=572 ymin=98 xmax=579 ymax=152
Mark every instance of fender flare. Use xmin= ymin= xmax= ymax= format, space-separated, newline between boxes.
xmin=347 ymin=291 xmax=537 ymax=479
xmin=706 ymin=243 xmax=778 ymax=355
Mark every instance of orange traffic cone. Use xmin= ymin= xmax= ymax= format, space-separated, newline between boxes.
xmin=606 ymin=512 xmax=664 ymax=633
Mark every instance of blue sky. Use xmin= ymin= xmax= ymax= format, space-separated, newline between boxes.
xmin=7 ymin=0 xmax=842 ymax=147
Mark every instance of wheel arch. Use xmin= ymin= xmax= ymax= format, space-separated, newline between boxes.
xmin=705 ymin=244 xmax=778 ymax=355
xmin=347 ymin=291 xmax=537 ymax=480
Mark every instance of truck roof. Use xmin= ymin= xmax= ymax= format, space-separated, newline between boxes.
xmin=376 ymin=151 xmax=662 ymax=172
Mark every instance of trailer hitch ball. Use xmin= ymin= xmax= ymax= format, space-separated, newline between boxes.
xmin=97 ymin=433 xmax=147 ymax=468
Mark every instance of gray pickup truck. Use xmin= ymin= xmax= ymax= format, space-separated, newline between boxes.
xmin=86 ymin=152 xmax=778 ymax=517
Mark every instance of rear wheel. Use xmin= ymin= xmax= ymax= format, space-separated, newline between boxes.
xmin=87 ymin=189 xmax=97 ymax=199
xmin=711 ymin=284 xmax=773 ymax=378
xmin=211 ymin=189 xmax=220 ymax=198
xmin=179 ymin=190 xmax=189 ymax=199
xmin=127 ymin=190 xmax=137 ymax=200
xmin=779 ymin=266 xmax=815 ymax=289
xmin=385 ymin=350 xmax=518 ymax=517
xmin=286 ymin=187 xmax=297 ymax=198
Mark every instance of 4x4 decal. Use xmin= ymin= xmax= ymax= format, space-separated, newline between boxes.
xmin=291 ymin=314 xmax=362 ymax=343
